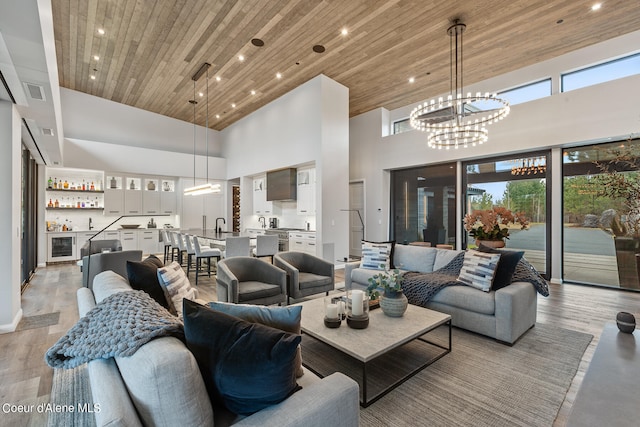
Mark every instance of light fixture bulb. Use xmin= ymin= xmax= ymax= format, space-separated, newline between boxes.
xmin=215 ymin=76 xmax=221 ymax=82
xmin=591 ymin=3 xmax=601 ymax=11
xmin=276 ymin=72 xmax=282 ymax=79
xmin=341 ymin=28 xmax=348 ymax=36
xmin=93 ymin=55 xmax=99 ymax=61
xmin=90 ymin=75 xmax=96 ymax=80
xmin=250 ymin=90 xmax=256 ymax=95
xmin=408 ymin=77 xmax=415 ymax=83
xmin=238 ymin=54 xmax=245 ymax=61
xmin=97 ymin=28 xmax=105 ymax=35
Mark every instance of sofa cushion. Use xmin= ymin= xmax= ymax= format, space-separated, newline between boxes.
xmin=298 ymin=272 xmax=333 ymax=290
xmin=360 ymin=240 xmax=395 ymax=270
xmin=208 ymin=301 xmax=304 ymax=378
xmin=433 ymin=249 xmax=464 ymax=271
xmin=476 ymin=245 xmax=525 ymax=291
xmin=393 ymin=244 xmax=437 ymax=273
xmin=114 ymin=336 xmax=214 ymax=427
xmin=457 ymin=251 xmax=501 ymax=292
xmin=126 ymin=255 xmax=170 ymax=310
xmin=431 ymin=285 xmax=496 ymax=315
xmin=238 ymin=281 xmax=283 ymax=302
xmin=93 ymin=270 xmax=133 ymax=303
xmin=183 ymin=300 xmax=301 ymax=416
xmin=157 ymin=261 xmax=196 ymax=317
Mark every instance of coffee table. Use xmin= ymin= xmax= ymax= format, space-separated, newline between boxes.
xmin=298 ymin=296 xmax=451 ymax=406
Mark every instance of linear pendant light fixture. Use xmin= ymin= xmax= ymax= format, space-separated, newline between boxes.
xmin=184 ymin=62 xmax=221 ymax=196
xmin=409 ymin=19 xmax=510 ymax=150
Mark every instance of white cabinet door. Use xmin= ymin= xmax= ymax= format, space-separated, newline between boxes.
xmin=124 ymin=177 xmax=142 ymax=215
xmin=160 ymin=178 xmax=176 ymax=215
xmin=181 ymin=178 xmax=226 ymax=230
xmin=143 ymin=178 xmax=160 ymax=215
xmin=288 ymin=232 xmax=316 ymax=255
xmin=119 ymin=230 xmax=139 ymax=251
xmin=139 ymin=230 xmax=159 ymax=254
xmin=104 ymin=174 xmax=124 ymax=215
xmin=296 ymin=168 xmax=315 ymax=215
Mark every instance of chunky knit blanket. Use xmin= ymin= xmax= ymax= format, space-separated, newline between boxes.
xmin=46 ymin=290 xmax=184 ymax=369
xmin=402 ymin=253 xmax=550 ymax=308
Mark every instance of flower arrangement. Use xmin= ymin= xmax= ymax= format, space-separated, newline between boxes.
xmin=366 ymin=265 xmax=403 ymax=300
xmin=463 ymin=206 xmax=529 ymax=241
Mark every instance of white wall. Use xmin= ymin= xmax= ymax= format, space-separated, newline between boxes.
xmin=221 ymin=75 xmax=350 ymax=260
xmin=0 ymin=101 xmax=23 ymax=332
xmin=60 ymin=88 xmax=223 ymax=158
xmin=350 ymin=32 xmax=640 ymax=283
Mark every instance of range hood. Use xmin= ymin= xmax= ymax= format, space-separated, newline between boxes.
xmin=267 ymin=168 xmax=297 ymax=201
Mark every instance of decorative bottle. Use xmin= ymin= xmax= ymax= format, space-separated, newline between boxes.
xmin=47 ymin=177 xmax=53 ymax=189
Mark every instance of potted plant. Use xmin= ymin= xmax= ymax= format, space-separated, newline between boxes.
xmin=463 ymin=206 xmax=529 ymax=248
xmin=366 ymin=266 xmax=407 ymax=317
xmin=595 ymin=139 xmax=640 ymax=287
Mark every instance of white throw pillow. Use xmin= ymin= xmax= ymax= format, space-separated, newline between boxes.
xmin=157 ymin=261 xmax=197 ymax=318
xmin=457 ymin=251 xmax=501 ymax=292
xmin=360 ymin=241 xmax=394 ymax=270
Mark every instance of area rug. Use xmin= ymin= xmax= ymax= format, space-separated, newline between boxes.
xmin=48 ymin=364 xmax=96 ymax=427
xmin=302 ymin=323 xmax=592 ymax=427
xmin=16 ymin=312 xmax=60 ymax=331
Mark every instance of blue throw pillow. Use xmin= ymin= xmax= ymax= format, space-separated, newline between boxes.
xmin=208 ymin=301 xmax=303 ymax=377
xmin=183 ymin=299 xmax=301 ymax=416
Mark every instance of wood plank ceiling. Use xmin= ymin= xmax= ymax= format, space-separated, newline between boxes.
xmin=52 ymin=0 xmax=640 ymax=134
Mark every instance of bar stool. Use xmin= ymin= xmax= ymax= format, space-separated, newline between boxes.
xmin=252 ymin=234 xmax=279 ymax=262
xmin=222 ymin=236 xmax=251 ymax=258
xmin=161 ymin=229 xmax=173 ymax=264
xmin=193 ymin=237 xmax=221 ymax=285
xmin=169 ymin=231 xmax=181 ymax=262
xmin=184 ymin=234 xmax=197 ymax=275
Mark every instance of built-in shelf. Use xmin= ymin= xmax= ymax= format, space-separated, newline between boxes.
xmin=46 ymin=207 xmax=104 ymax=211
xmin=46 ymin=189 xmax=104 ymax=193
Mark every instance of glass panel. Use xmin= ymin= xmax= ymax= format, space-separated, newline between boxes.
xmin=562 ymin=53 xmax=640 ymax=92
xmin=498 ymin=79 xmax=551 ymax=106
xmin=392 ymin=118 xmax=413 ymax=135
xmin=391 ymin=163 xmax=456 ymax=246
xmin=465 ymin=153 xmax=549 ymax=277
xmin=562 ymin=138 xmax=640 ymax=290
xmin=52 ymin=236 xmax=74 ymax=257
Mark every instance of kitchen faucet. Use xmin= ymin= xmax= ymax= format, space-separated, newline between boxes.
xmin=89 ymin=217 xmax=93 ymax=230
xmin=258 ymin=216 xmax=266 ymax=228
xmin=215 ymin=217 xmax=226 ymax=233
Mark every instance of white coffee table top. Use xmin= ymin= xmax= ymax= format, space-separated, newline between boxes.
xmin=297 ymin=296 xmax=451 ymax=362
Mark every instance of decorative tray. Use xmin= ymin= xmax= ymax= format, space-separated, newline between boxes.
xmin=120 ymin=224 xmax=141 ymax=229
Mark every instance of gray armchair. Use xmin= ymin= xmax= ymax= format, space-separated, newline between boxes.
xmin=81 ymin=250 xmax=143 ymax=289
xmin=216 ymin=256 xmax=287 ymax=305
xmin=274 ymin=251 xmax=334 ymax=304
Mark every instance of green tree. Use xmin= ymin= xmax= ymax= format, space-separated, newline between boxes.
xmin=502 ymin=179 xmax=546 ymax=223
xmin=469 ymin=192 xmax=494 ymax=210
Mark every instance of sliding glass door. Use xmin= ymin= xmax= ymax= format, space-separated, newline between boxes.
xmin=464 ymin=152 xmax=550 ymax=278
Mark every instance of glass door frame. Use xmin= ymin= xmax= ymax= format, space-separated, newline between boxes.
xmin=462 ymin=150 xmax=552 ymax=279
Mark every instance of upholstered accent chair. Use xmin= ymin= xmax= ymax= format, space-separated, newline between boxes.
xmin=274 ymin=251 xmax=335 ymax=304
xmin=216 ymin=256 xmax=287 ymax=305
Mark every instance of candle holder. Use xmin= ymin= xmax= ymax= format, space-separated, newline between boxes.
xmin=346 ymin=289 xmax=369 ymax=329
xmin=324 ymin=297 xmax=342 ymax=328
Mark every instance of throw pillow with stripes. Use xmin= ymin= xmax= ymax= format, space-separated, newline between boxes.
xmin=457 ymin=251 xmax=501 ymax=292
xmin=157 ymin=261 xmax=197 ymax=318
xmin=360 ymin=241 xmax=394 ymax=270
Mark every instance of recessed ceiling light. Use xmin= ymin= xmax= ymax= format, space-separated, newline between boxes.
xmin=312 ymin=45 xmax=326 ymax=53
xmin=251 ymin=38 xmax=265 ymax=47
xmin=198 ymin=92 xmax=204 ymax=97
xmin=93 ymin=55 xmax=99 ymax=61
xmin=97 ymin=28 xmax=105 ymax=35
xmin=276 ymin=72 xmax=282 ymax=79
xmin=90 ymin=75 xmax=96 ymax=80
xmin=231 ymin=103 xmax=236 ymax=108
xmin=238 ymin=54 xmax=245 ymax=62
xmin=408 ymin=77 xmax=415 ymax=83
xmin=250 ymin=90 xmax=256 ymax=95
xmin=216 ymin=76 xmax=221 ymax=82
xmin=591 ymin=3 xmax=602 ymax=11
xmin=216 ymin=114 xmax=220 ymax=119
xmin=341 ymin=28 xmax=348 ymax=36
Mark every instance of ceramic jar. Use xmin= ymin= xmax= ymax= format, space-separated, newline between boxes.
xmin=380 ymin=290 xmax=408 ymax=317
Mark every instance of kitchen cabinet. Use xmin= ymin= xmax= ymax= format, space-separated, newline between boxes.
xmin=289 ymin=231 xmax=316 ymax=255
xmin=119 ymin=230 xmax=139 ymax=251
xmin=104 ymin=174 xmax=124 ymax=215
xmin=143 ymin=178 xmax=160 ymax=215
xmin=160 ymin=178 xmax=177 ymax=215
xmin=124 ymin=176 xmax=142 ymax=215
xmin=245 ymin=228 xmax=267 ymax=237
xmin=253 ymin=175 xmax=279 ymax=215
xmin=181 ymin=178 xmax=226 ymax=230
xmin=139 ymin=229 xmax=160 ymax=254
xmin=296 ymin=167 xmax=316 ymax=215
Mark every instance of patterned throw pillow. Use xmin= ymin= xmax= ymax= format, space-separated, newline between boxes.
xmin=157 ymin=261 xmax=197 ymax=318
xmin=360 ymin=240 xmax=395 ymax=270
xmin=457 ymin=251 xmax=501 ymax=292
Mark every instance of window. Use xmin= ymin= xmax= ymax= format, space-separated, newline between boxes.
xmin=562 ymin=53 xmax=640 ymax=92
xmin=562 ymin=138 xmax=640 ymax=291
xmin=392 ymin=118 xmax=412 ymax=135
xmin=498 ymin=79 xmax=552 ymax=106
xmin=391 ymin=163 xmax=456 ymax=246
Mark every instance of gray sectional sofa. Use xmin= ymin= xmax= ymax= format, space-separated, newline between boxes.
xmin=345 ymin=244 xmax=538 ymax=344
xmin=76 ymin=270 xmax=360 ymax=427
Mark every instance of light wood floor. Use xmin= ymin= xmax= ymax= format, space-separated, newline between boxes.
xmin=1 ymin=263 xmax=638 ymax=426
